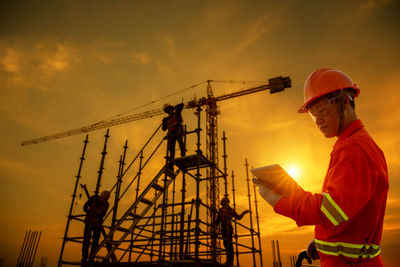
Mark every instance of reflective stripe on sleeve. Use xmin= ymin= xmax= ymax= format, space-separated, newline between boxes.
xmin=315 ymin=239 xmax=381 ymax=259
xmin=321 ymin=193 xmax=349 ymax=226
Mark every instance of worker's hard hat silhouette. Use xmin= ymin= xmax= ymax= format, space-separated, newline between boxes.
xmin=298 ymin=69 xmax=360 ymax=113
xmin=163 ymin=103 xmax=173 ymax=112
xmin=220 ymin=197 xmax=230 ymax=205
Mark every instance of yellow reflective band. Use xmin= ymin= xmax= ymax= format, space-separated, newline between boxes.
xmin=315 ymin=239 xmax=381 ymax=259
xmin=325 ymin=193 xmax=349 ymax=221
xmin=321 ymin=193 xmax=349 ymax=226
xmin=321 ymin=205 xmax=339 ymax=226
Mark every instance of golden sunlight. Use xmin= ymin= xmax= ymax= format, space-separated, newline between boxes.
xmin=285 ymin=165 xmax=300 ymax=181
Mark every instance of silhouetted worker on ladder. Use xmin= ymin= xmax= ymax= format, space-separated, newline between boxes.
xmin=162 ymin=103 xmax=186 ymax=175
xmin=215 ymin=197 xmax=249 ymax=266
xmin=82 ymin=190 xmax=110 ymax=264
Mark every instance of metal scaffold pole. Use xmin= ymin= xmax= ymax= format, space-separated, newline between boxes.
xmin=170 ymin=172 xmax=177 ymax=260
xmin=17 ymin=230 xmax=29 ymax=265
xmin=252 ymin=171 xmax=264 ymax=267
xmin=276 ymin=240 xmax=282 ymax=267
xmin=194 ymin=104 xmax=202 ymax=263
xmin=245 ymin=159 xmax=257 ymax=267
xmin=222 ymin=131 xmax=228 ymax=198
xmin=231 ymin=170 xmax=240 ymax=267
xmin=95 ymin=129 xmax=110 ymax=195
xmin=179 ymin=170 xmax=187 ymax=260
xmin=58 ymin=134 xmax=89 ymax=267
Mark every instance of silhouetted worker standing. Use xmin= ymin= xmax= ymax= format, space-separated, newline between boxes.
xmin=82 ymin=190 xmax=110 ymax=264
xmin=215 ymin=197 xmax=249 ymax=266
xmin=162 ymin=103 xmax=186 ymax=159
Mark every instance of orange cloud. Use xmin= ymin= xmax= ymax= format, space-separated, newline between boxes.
xmin=0 ymin=47 xmax=21 ymax=72
xmin=130 ymin=52 xmax=152 ymax=65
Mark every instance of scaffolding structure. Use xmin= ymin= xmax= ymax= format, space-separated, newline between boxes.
xmin=53 ymin=76 xmax=291 ymax=267
xmin=58 ymin=103 xmax=263 ymax=267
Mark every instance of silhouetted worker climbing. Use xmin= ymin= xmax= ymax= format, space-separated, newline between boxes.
xmin=82 ymin=190 xmax=110 ymax=264
xmin=162 ymin=103 xmax=186 ymax=159
xmin=215 ymin=197 xmax=249 ymax=266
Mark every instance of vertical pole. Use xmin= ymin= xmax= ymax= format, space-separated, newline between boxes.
xmin=17 ymin=230 xmax=29 ymax=265
xmin=174 ymin=213 xmax=179 ymax=258
xmin=185 ymin=200 xmax=195 ymax=257
xmin=114 ymin=140 xmax=128 ymax=229
xmin=135 ymin=150 xmax=144 ymax=211
xmin=159 ymin=143 xmax=170 ymax=261
xmin=245 ymin=159 xmax=257 ymax=267
xmin=170 ymin=177 xmax=177 ymax=260
xmin=131 ymin=147 xmax=140 ymax=262
xmin=222 ymin=132 xmax=228 ymax=198
xmin=252 ymin=172 xmax=263 ymax=267
xmin=150 ymin=189 xmax=157 ymax=262
xmin=220 ymin=131 xmax=229 ymax=264
xmin=58 ymin=135 xmax=89 ymax=266
xmin=194 ymin=104 xmax=202 ymax=263
xmin=18 ymin=230 xmax=31 ymax=266
xmin=179 ymin=125 xmax=187 ymax=260
xmin=30 ymin=231 xmax=42 ymax=267
xmin=276 ymin=240 xmax=282 ymax=267
xmin=24 ymin=231 xmax=37 ymax=267
xmin=179 ymin=171 xmax=186 ymax=260
xmin=112 ymin=155 xmax=123 ymax=232
xmin=272 ymin=240 xmax=277 ymax=267
xmin=231 ymin=171 xmax=239 ymax=267
xmin=95 ymin=129 xmax=110 ymax=195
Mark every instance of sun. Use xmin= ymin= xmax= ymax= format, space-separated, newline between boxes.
xmin=286 ymin=165 xmax=300 ymax=180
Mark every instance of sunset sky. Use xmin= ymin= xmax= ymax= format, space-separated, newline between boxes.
xmin=1 ymin=0 xmax=400 ymax=266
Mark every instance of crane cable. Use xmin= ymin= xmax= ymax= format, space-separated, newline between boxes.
xmin=89 ymin=81 xmax=207 ymax=126
xmin=86 ymin=79 xmax=267 ymax=127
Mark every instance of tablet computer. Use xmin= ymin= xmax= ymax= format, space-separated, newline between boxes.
xmin=251 ymin=164 xmax=301 ymax=196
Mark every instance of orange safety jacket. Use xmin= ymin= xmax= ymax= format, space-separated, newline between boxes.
xmin=274 ymin=120 xmax=389 ymax=266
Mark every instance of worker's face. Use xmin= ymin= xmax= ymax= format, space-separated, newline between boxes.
xmin=308 ymin=97 xmax=340 ymax=138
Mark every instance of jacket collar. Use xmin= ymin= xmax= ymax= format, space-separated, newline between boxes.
xmin=333 ymin=119 xmax=364 ymax=149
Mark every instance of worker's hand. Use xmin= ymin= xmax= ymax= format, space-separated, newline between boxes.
xmin=253 ymin=178 xmax=283 ymax=207
xmin=240 ymin=210 xmax=250 ymax=218
xmin=306 ymin=239 xmax=319 ymax=260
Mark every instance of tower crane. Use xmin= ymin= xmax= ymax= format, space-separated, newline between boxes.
xmin=20 ymin=76 xmax=291 ymax=146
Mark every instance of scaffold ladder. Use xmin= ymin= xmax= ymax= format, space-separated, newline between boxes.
xmin=93 ymin=164 xmax=178 ymax=261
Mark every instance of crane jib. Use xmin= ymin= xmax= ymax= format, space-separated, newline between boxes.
xmin=21 ymin=76 xmax=291 ymax=146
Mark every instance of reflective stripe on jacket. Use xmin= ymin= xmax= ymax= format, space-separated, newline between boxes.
xmin=274 ymin=120 xmax=388 ymax=266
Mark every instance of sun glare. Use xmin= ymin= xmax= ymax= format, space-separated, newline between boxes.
xmin=286 ymin=165 xmax=300 ymax=180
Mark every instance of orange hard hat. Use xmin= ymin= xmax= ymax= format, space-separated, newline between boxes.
xmin=298 ymin=69 xmax=360 ymax=113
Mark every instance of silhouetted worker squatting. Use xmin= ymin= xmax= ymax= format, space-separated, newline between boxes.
xmin=162 ymin=103 xmax=186 ymax=162
xmin=215 ymin=197 xmax=249 ymax=266
xmin=82 ymin=190 xmax=110 ymax=264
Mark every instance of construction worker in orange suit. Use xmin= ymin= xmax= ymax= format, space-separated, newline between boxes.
xmin=215 ymin=197 xmax=249 ymax=266
xmin=253 ymin=69 xmax=389 ymax=266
